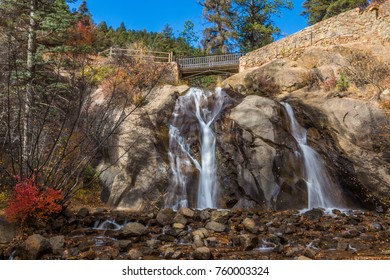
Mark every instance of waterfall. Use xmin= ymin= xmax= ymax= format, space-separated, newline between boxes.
xmin=165 ymin=87 xmax=226 ymax=210
xmin=282 ymin=102 xmax=344 ymax=209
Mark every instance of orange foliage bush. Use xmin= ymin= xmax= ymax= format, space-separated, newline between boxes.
xmin=5 ymin=176 xmax=63 ymax=224
xmin=67 ymin=16 xmax=97 ymax=48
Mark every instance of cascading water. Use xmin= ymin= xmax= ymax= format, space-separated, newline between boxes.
xmin=165 ymin=87 xmax=226 ymax=210
xmin=282 ymin=102 xmax=344 ymax=210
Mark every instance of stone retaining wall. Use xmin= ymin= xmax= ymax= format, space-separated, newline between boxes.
xmin=240 ymin=1 xmax=390 ymax=70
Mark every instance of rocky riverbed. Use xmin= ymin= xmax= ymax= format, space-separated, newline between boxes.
xmin=1 ymin=207 xmax=390 ymax=260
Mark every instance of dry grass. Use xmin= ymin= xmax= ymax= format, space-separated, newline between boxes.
xmin=380 ymin=100 xmax=390 ymax=110
xmin=342 ymin=50 xmax=389 ymax=90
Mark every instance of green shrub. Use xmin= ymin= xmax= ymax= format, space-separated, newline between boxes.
xmin=336 ymin=74 xmax=349 ymax=92
xmin=84 ymin=65 xmax=115 ymax=85
xmin=0 ymin=190 xmax=9 ymax=209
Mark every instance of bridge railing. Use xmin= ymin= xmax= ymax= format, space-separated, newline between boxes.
xmin=99 ymin=47 xmax=173 ymax=63
xmin=177 ymin=53 xmax=242 ymax=70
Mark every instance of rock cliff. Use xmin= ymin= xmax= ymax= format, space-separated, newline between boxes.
xmin=97 ymin=85 xmax=189 ymax=211
xmin=222 ymin=44 xmax=390 ymax=210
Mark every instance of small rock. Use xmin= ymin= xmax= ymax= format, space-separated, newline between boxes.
xmin=337 ymin=239 xmax=349 ymax=251
xmin=118 ymin=240 xmax=133 ymax=252
xmin=80 ymin=250 xmax=97 ymax=260
xmin=67 ymin=216 xmax=77 ymax=225
xmin=242 ymin=218 xmax=258 ymax=233
xmin=205 ymin=237 xmax=218 ymax=247
xmin=49 ymin=236 xmax=65 ymax=254
xmin=303 ymin=208 xmax=324 ymax=222
xmin=157 ymin=234 xmax=175 ymax=242
xmin=128 ymin=249 xmax=143 ymax=260
xmin=62 ymin=248 xmax=79 ymax=259
xmin=120 ymin=222 xmax=148 ymax=237
xmin=77 ymin=207 xmax=90 ymax=218
xmin=141 ymin=246 xmax=153 ymax=256
xmin=52 ymin=217 xmax=67 ymax=231
xmin=210 ymin=210 xmax=230 ymax=224
xmin=179 ymin=208 xmax=195 ymax=218
xmin=240 ymin=234 xmax=258 ymax=251
xmin=303 ymin=247 xmax=317 ymax=259
xmin=63 ymin=208 xmax=74 ymax=219
xmin=78 ymin=240 xmax=95 ymax=252
xmin=284 ymin=225 xmax=297 ymax=234
xmin=192 ymin=228 xmax=209 ymax=239
xmin=164 ymin=247 xmax=175 ymax=259
xmin=369 ymin=222 xmax=383 ymax=231
xmin=193 ymin=235 xmax=205 ymax=248
xmin=193 ymin=247 xmax=212 ymax=260
xmin=380 ymin=250 xmax=390 ymax=255
xmin=200 ymin=210 xmax=211 ymax=221
xmin=107 ymin=247 xmax=120 ymax=259
xmin=172 ymin=223 xmax=185 ymax=230
xmin=173 ymin=214 xmax=187 ymax=225
xmin=165 ymin=228 xmax=182 ymax=237
xmin=146 ymin=239 xmax=160 ymax=249
xmin=341 ymin=230 xmax=361 ymax=238
xmin=206 ymin=221 xmax=226 ymax=232
xmin=285 ymin=245 xmax=304 ymax=257
xmin=172 ymin=250 xmax=182 ymax=259
xmin=229 ymin=236 xmax=241 ymax=246
xmin=24 ymin=234 xmax=52 ymax=259
xmin=297 ymin=255 xmax=312 ymax=260
xmin=156 ymin=209 xmax=175 ymax=226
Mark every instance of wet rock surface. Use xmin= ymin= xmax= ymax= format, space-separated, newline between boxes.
xmin=2 ymin=207 xmax=390 ymax=260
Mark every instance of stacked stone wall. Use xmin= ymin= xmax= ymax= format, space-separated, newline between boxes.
xmin=240 ymin=1 xmax=390 ymax=70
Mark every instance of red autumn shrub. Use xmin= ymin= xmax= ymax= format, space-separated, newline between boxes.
xmin=5 ymin=176 xmax=63 ymax=224
xmin=322 ymin=75 xmax=337 ymax=91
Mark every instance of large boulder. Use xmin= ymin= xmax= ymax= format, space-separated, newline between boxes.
xmin=216 ymin=94 xmax=306 ymax=209
xmin=222 ymin=59 xmax=308 ymax=95
xmin=97 ymin=85 xmax=189 ymax=211
xmin=23 ymin=234 xmax=52 ymax=260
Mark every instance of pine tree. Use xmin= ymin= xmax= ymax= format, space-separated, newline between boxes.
xmin=234 ymin=0 xmax=292 ymax=53
xmin=114 ymin=22 xmax=128 ymax=47
xmin=77 ymin=0 xmax=91 ymax=17
xmin=199 ymin=0 xmax=236 ymax=54
xmin=162 ymin=23 xmax=174 ymax=40
xmin=179 ymin=20 xmax=199 ymax=47
xmin=95 ymin=21 xmax=111 ymax=50
xmin=301 ymin=0 xmax=368 ymax=25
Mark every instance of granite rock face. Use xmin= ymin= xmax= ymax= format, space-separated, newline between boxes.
xmin=97 ymin=85 xmax=189 ymax=211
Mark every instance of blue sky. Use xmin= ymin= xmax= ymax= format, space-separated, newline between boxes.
xmin=69 ymin=0 xmax=307 ymax=43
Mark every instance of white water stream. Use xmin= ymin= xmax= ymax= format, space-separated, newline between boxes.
xmin=166 ymin=88 xmax=225 ymax=209
xmin=282 ymin=102 xmax=343 ymax=209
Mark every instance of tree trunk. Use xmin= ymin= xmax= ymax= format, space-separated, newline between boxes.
xmin=22 ymin=0 xmax=37 ymax=176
